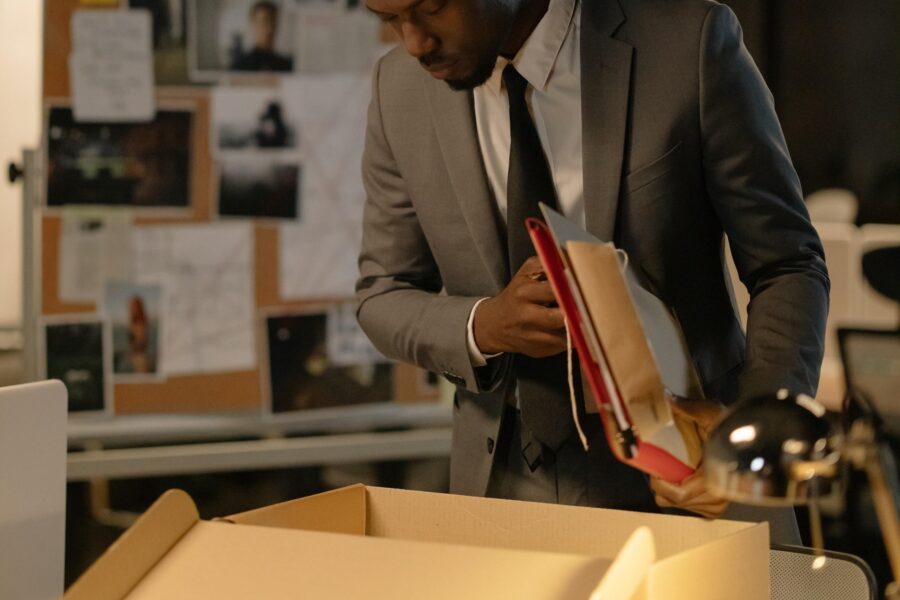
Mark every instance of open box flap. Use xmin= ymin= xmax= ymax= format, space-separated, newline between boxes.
xmin=67 ymin=486 xmax=768 ymax=600
xmin=648 ymin=521 xmax=769 ymax=600
xmin=591 ymin=526 xmax=655 ymax=600
xmin=65 ymin=489 xmax=199 ymax=600
xmin=364 ymin=486 xmax=756 ymax=560
xmin=222 ymin=483 xmax=366 ymax=535
xmin=124 ymin=520 xmax=613 ymax=600
xmin=258 ymin=486 xmax=758 ymax=561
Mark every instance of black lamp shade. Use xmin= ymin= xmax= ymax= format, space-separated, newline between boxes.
xmin=705 ymin=392 xmax=842 ymax=506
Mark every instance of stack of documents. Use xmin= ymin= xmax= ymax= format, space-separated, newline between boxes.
xmin=528 ymin=205 xmax=705 ymax=483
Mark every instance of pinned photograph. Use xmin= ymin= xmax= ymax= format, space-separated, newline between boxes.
xmin=41 ymin=316 xmax=113 ymax=416
xmin=104 ymin=281 xmax=163 ymax=380
xmin=264 ymin=309 xmax=393 ymax=414
xmin=189 ymin=0 xmax=295 ymax=80
xmin=326 ymin=302 xmax=388 ymax=367
xmin=213 ymin=86 xmax=298 ymax=151
xmin=45 ymin=106 xmax=193 ymax=209
xmin=218 ymin=158 xmax=300 ymax=220
xmin=130 ymin=0 xmax=191 ymax=86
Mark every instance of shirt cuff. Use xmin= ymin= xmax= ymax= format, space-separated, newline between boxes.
xmin=466 ymin=297 xmax=503 ymax=367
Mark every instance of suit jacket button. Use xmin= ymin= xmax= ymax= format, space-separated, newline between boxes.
xmin=487 ymin=438 xmax=495 ymax=454
xmin=441 ymin=371 xmax=465 ymax=386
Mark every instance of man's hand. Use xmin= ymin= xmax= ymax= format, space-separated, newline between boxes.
xmin=473 ymin=256 xmax=566 ymax=358
xmin=650 ymin=467 xmax=728 ymax=519
xmin=650 ymin=398 xmax=729 ymax=519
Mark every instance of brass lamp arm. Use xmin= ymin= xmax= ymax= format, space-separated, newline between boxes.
xmin=847 ymin=421 xmax=900 ymax=599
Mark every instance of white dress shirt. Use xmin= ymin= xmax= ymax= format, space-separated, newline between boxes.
xmin=466 ymin=0 xmax=583 ymax=366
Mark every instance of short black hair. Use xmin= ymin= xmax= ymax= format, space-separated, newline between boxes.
xmin=250 ymin=1 xmax=278 ymax=18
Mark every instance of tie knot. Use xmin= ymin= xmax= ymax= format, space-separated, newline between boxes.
xmin=502 ymin=63 xmax=528 ymax=99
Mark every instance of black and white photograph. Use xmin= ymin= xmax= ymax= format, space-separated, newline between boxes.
xmin=212 ymin=87 xmax=298 ymax=151
xmin=45 ymin=106 xmax=193 ymax=209
xmin=130 ymin=0 xmax=191 ymax=86
xmin=218 ymin=158 xmax=300 ymax=220
xmin=40 ymin=316 xmax=112 ymax=415
xmin=189 ymin=0 xmax=295 ymax=80
xmin=104 ymin=281 xmax=163 ymax=380
xmin=264 ymin=310 xmax=393 ymax=414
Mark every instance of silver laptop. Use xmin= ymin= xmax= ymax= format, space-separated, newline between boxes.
xmin=0 ymin=380 xmax=68 ymax=600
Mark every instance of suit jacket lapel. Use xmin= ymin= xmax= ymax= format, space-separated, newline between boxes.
xmin=424 ymin=79 xmax=509 ymax=290
xmin=581 ymin=0 xmax=633 ymax=243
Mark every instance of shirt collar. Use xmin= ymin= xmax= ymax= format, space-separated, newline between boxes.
xmin=484 ymin=0 xmax=578 ymax=94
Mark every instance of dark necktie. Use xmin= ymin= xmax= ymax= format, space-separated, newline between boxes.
xmin=503 ymin=64 xmax=575 ymax=451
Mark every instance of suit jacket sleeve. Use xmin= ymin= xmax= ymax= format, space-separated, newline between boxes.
xmin=699 ymin=4 xmax=830 ymax=400
xmin=356 ymin=56 xmax=500 ymax=394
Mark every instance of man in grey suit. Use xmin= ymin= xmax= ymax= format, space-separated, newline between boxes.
xmin=356 ymin=0 xmax=829 ymax=543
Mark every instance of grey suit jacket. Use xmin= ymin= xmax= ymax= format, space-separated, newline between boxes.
xmin=356 ymin=0 xmax=830 ymax=498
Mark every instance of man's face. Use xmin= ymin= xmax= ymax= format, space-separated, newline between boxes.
xmin=366 ymin=0 xmax=520 ymax=90
xmin=251 ymin=7 xmax=278 ymax=50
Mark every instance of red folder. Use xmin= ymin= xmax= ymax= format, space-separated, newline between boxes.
xmin=527 ymin=217 xmax=696 ymax=484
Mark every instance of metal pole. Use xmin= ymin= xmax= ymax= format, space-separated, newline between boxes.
xmin=21 ymin=148 xmax=40 ymax=382
xmin=866 ymin=444 xmax=900 ymax=599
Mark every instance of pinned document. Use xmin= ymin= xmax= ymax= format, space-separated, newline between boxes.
xmin=58 ymin=210 xmax=133 ymax=304
xmin=69 ymin=9 xmax=155 ymax=122
xmin=133 ymin=223 xmax=256 ymax=375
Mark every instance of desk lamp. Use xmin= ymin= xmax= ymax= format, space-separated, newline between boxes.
xmin=705 ymin=389 xmax=900 ymax=599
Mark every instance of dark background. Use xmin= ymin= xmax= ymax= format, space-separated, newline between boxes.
xmin=45 ymin=322 xmax=106 ymax=413
xmin=725 ymin=0 xmax=900 ymax=224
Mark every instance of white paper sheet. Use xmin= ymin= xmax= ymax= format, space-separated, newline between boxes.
xmin=294 ymin=7 xmax=380 ymax=74
xmin=133 ymin=223 xmax=256 ymax=375
xmin=59 ymin=211 xmax=134 ymax=304
xmin=278 ymin=225 xmax=359 ymax=299
xmin=326 ymin=302 xmax=387 ymax=367
xmin=278 ymin=74 xmax=370 ymax=299
xmin=69 ymin=9 xmax=155 ymax=122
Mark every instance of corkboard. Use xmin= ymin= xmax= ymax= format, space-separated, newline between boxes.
xmin=40 ymin=0 xmax=430 ymax=414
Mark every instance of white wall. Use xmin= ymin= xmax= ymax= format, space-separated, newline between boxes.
xmin=0 ymin=1 xmax=42 ymax=329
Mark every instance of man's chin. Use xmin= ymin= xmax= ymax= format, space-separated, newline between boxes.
xmin=443 ymin=60 xmax=497 ymax=92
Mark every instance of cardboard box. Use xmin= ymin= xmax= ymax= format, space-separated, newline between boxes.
xmin=66 ymin=485 xmax=768 ymax=599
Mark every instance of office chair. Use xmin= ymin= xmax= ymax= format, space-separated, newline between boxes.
xmin=863 ymin=245 xmax=900 ymax=305
xmin=770 ymin=544 xmax=876 ymax=600
xmin=859 ymin=229 xmax=900 ymax=328
xmin=806 ymin=188 xmax=859 ymax=223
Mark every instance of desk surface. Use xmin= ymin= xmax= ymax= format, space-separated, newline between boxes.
xmin=67 ymin=427 xmax=453 ymax=481
xmin=66 ymin=402 xmax=454 ymax=481
xmin=68 ymin=402 xmax=452 ymax=447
